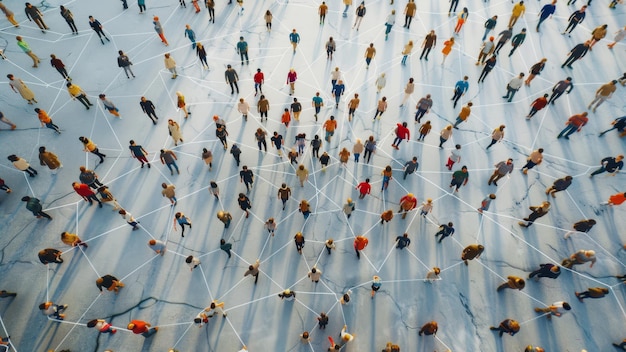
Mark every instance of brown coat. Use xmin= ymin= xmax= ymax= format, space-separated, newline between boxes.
xmin=462 ymin=244 xmax=484 ymax=260
xmin=405 ymin=2 xmax=417 ymax=16
xmin=39 ymin=151 xmax=61 ymax=169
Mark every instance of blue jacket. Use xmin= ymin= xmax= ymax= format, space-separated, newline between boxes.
xmin=455 ymin=80 xmax=469 ymax=94
xmin=289 ymin=32 xmax=300 ymax=44
xmin=539 ymin=4 xmax=555 ymax=19
xmin=332 ymin=83 xmax=345 ymax=96
xmin=237 ymin=40 xmax=248 ymax=53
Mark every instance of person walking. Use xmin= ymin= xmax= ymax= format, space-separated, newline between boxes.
xmin=138 ymin=0 xmax=147 ymax=13
xmin=24 ymin=3 xmax=48 ymax=32
xmin=88 ymin=16 xmax=110 ymax=44
xmin=488 ymin=159 xmax=514 ymax=186
xmin=35 ymin=108 xmax=61 ymax=134
xmin=494 ymin=28 xmax=513 ymax=55
xmin=139 ymin=97 xmax=158 ymax=124
xmin=67 ymin=82 xmax=92 ymax=109
xmin=0 ymin=2 xmax=19 ymax=28
xmin=73 ymin=182 xmax=102 ymax=207
xmin=561 ymin=41 xmax=590 ymax=69
xmin=217 ymin=211 xmax=232 ymax=228
xmin=518 ymin=201 xmax=550 ymax=227
xmin=286 ymin=68 xmax=297 ymax=95
xmin=414 ymin=94 xmax=432 ymax=123
xmin=50 ymin=54 xmax=71 ymax=80
xmin=254 ymin=128 xmax=267 ymax=152
xmin=401 ymin=40 xmax=414 ymax=65
xmin=478 ymin=194 xmax=496 ymax=214
xmin=486 ymin=125 xmax=505 ymax=150
xmin=160 ymin=149 xmax=179 ymax=175
xmin=277 ymin=183 xmax=291 ymax=210
xmin=257 ymin=95 xmax=269 ymax=122
xmin=451 ymin=76 xmax=469 ymax=108
xmin=299 ymin=199 xmax=311 ymax=219
xmin=375 ymin=73 xmax=386 ymax=93
xmin=589 ymin=24 xmax=608 ymax=49
xmin=562 ymin=6 xmax=586 ymax=36
xmin=352 ymin=2 xmax=366 ymax=31
xmin=420 ymin=30 xmax=437 ymax=60
xmin=291 ymin=98 xmax=302 ymax=121
xmin=79 ymin=166 xmax=103 ymax=189
xmin=562 ymin=249 xmax=596 ymax=269
xmin=97 ymin=185 xmax=121 ymax=210
xmin=391 ymin=122 xmax=410 ymax=149
xmin=589 ymin=154 xmax=624 ymax=177
xmin=490 ymin=319 xmax=520 ymax=337
xmin=22 ymin=196 xmax=51 ymax=219
xmin=434 ymin=222 xmax=454 ymax=243
xmin=557 ymin=112 xmax=588 ymax=139
xmin=239 ymin=165 xmax=254 ymax=193
xmin=403 ymin=157 xmax=419 ymax=179
xmin=39 ymin=301 xmax=68 ymax=319
xmin=545 ymin=175 xmax=573 ymax=198
xmin=173 ymin=212 xmax=192 ymax=237
xmin=153 ymin=16 xmax=168 ymax=45
xmin=353 ymin=235 xmax=368 ymax=259
xmin=502 ymin=73 xmax=524 ymax=102
xmin=439 ymin=125 xmax=453 ymax=148
xmin=453 ymin=103 xmax=472 ymax=129
xmin=79 ymin=136 xmax=105 ymax=163
xmin=509 ymin=1 xmax=525 ymax=27
xmin=536 ymin=0 xmax=556 ymax=33
xmin=296 ymin=165 xmax=308 ymax=186
xmin=87 ymin=319 xmax=116 ymax=334
xmin=526 ymin=94 xmax=549 ymax=119
xmin=404 ymin=0 xmax=416 ymax=28
xmin=237 ymin=193 xmax=252 ymax=219
xmin=96 ymin=274 xmax=124 ymax=293
xmin=332 ymin=80 xmax=345 ymax=108
xmin=8 ymin=155 xmax=37 ymax=177
xmin=508 ymin=28 xmax=526 ymax=56
xmin=99 ymin=94 xmax=120 ymax=118
xmin=521 ymin=148 xmax=543 ymax=174
xmin=236 ymin=36 xmax=249 ymax=65
xmin=363 ymin=136 xmax=376 ymax=163
xmin=325 ymin=37 xmax=336 ymax=60
xmin=270 ymin=131 xmax=283 ymax=157
xmin=462 ymin=245 xmax=485 ymax=267
xmin=38 ymin=146 xmax=61 ymax=174
xmin=289 ymin=29 xmax=300 ymax=53
xmin=398 ymin=193 xmax=417 ymax=219
xmin=196 ymin=43 xmax=208 ymax=69
xmin=453 ymin=8 xmax=468 ymax=34
xmin=294 ymin=232 xmax=305 ymax=254
xmin=548 ymin=77 xmax=573 ymax=104
xmin=364 ymin=43 xmax=376 ymax=69
xmin=254 ymin=69 xmax=264 ymax=96
xmin=164 ymin=53 xmax=177 ymax=79
xmin=476 ymin=37 xmax=495 ymax=65
xmin=525 ymin=58 xmax=547 ymax=86
xmin=129 ymin=140 xmax=149 ymax=168
xmin=418 ymin=121 xmax=432 ymax=141
xmin=441 ymin=37 xmax=455 ymax=66
xmin=263 ymin=9 xmax=272 ymax=30
xmin=575 ymin=287 xmax=609 ymax=302
xmin=8 ymin=74 xmax=37 ymax=105
xmin=225 ymin=65 xmax=239 ymax=94
xmin=167 ymin=119 xmax=183 ymax=146
xmin=399 ymin=78 xmax=415 ymax=107
xmin=588 ymin=80 xmax=617 ymax=113
xmin=478 ymin=55 xmax=497 ymax=83
xmin=384 ymin=10 xmax=395 ymax=41
xmin=220 ymin=239 xmax=232 ymax=258
xmin=496 ymin=276 xmax=525 ymax=292
xmin=482 ymin=15 xmax=498 ymax=41
xmin=528 ymin=263 xmax=560 ymax=280
xmin=563 ymin=219 xmax=596 ymax=239
xmin=59 ymin=6 xmax=78 ymax=35
xmin=450 ymin=166 xmax=469 ymax=192
xmin=356 ymin=178 xmax=371 ymax=199
xmin=128 ymin=320 xmax=158 ymax=338
xmin=323 ymin=116 xmax=337 ymax=142
xmin=117 ymin=50 xmax=135 ymax=79
xmin=243 ymin=259 xmax=260 ymax=284
xmin=319 ymin=2 xmax=328 ymax=24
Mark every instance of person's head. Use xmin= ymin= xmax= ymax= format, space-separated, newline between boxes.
xmin=463 ymin=75 xmax=468 ymax=81
xmin=489 ymin=194 xmax=496 ymax=199
xmin=129 ymin=140 xmax=135 ymax=145
xmin=149 ymin=239 xmax=156 ymax=246
xmin=403 ymin=233 xmax=408 ymax=238
xmin=242 ymin=165 xmax=248 ymax=171
xmin=227 ymin=64 xmax=232 ymax=69
xmin=506 ymin=158 xmax=513 ymax=164
xmin=153 ymin=16 xmax=159 ymax=21
xmin=599 ymin=288 xmax=609 ymax=294
xmin=330 ymin=116 xmax=335 ymax=121
xmin=519 ymin=72 xmax=525 ymax=77
xmin=302 ymin=331 xmax=309 ymax=339
xmin=21 ymin=196 xmax=30 ymax=202
xmin=566 ymin=76 xmax=572 ymax=82
xmin=489 ymin=36 xmax=494 ymax=41
xmin=99 ymin=94 xmax=106 ymax=99
xmin=197 ymin=43 xmax=203 ymax=49
xmin=537 ymin=148 xmax=544 ymax=153
xmin=79 ymin=166 xmax=87 ymax=172
xmin=461 ymin=166 xmax=467 ymax=172
xmin=585 ymin=250 xmax=595 ymax=258
xmin=455 ymin=144 xmax=461 ymax=150
xmin=239 ymin=193 xmax=245 ymax=198
xmin=185 ymin=255 xmax=193 ymax=264
xmin=127 ymin=322 xmax=135 ymax=329
xmin=408 ymin=78 xmax=414 ymax=84
xmin=118 ymin=209 xmax=126 ymax=215
xmin=298 ymin=164 xmax=304 ymax=170
xmin=239 ymin=36 xmax=244 ymax=41
xmin=433 ymin=267 xmax=441 ymax=275
xmin=89 ymin=16 xmax=94 ymax=20
xmin=562 ymin=302 xmax=571 ymax=310
xmin=7 ymin=155 xmax=17 ymax=162
xmin=66 ymin=82 xmax=72 ymax=88
xmin=385 ymin=165 xmax=391 ymax=172
xmin=402 ymin=122 xmax=408 ymax=127
xmin=15 ymin=36 xmax=22 ymax=42
xmin=365 ymin=178 xmax=370 ymax=183
xmin=175 ymin=212 xmax=182 ymax=219
xmin=311 ymin=267 xmax=316 ymax=273
xmin=369 ymin=43 xmax=374 ymax=48
xmin=617 ymin=154 xmax=624 ymax=161
xmin=98 ymin=186 xmax=108 ymax=192
xmin=6 ymin=74 xmax=13 ymax=80
xmin=164 ymin=53 xmax=170 ymax=58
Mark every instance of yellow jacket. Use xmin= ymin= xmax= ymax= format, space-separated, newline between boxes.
xmin=512 ymin=3 xmax=525 ymax=17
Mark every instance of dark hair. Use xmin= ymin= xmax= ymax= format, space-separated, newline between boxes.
xmin=186 ymin=255 xmax=193 ymax=263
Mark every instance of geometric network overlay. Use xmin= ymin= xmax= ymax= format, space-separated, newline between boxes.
xmin=0 ymin=0 xmax=624 ymax=351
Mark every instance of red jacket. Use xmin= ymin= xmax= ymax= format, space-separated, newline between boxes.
xmin=73 ymin=183 xmax=95 ymax=197
xmin=567 ymin=114 xmax=588 ymax=128
xmin=357 ymin=182 xmax=371 ymax=195
xmin=254 ymin=72 xmax=264 ymax=84
xmin=129 ymin=320 xmax=149 ymax=334
xmin=396 ymin=124 xmax=410 ymax=139
xmin=399 ymin=195 xmax=417 ymax=210
xmin=354 ymin=236 xmax=369 ymax=250
xmin=286 ymin=71 xmax=297 ymax=83
xmin=531 ymin=97 xmax=548 ymax=110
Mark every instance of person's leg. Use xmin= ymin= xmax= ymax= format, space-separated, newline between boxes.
xmin=38 ymin=211 xmax=52 ymax=219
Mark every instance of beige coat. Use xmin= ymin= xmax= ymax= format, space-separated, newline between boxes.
xmin=10 ymin=79 xmax=35 ymax=101
xmin=353 ymin=141 xmax=364 ymax=154
xmin=296 ymin=167 xmax=309 ymax=182
xmin=164 ymin=57 xmax=176 ymax=69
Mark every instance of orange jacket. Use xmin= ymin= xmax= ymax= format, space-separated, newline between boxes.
xmin=38 ymin=110 xmax=52 ymax=124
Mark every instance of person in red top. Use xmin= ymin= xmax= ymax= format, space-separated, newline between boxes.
xmin=254 ymin=68 xmax=264 ymax=96
xmin=606 ymin=192 xmax=626 ymax=206
xmin=557 ymin=112 xmax=588 ymax=140
xmin=281 ymin=108 xmax=291 ymax=127
xmin=286 ymin=68 xmax=297 ymax=95
xmin=392 ymin=122 xmax=410 ymax=149
xmin=50 ymin=54 xmax=70 ymax=80
xmin=355 ymin=178 xmax=371 ymax=199
xmin=72 ymin=182 xmax=102 ymax=207
xmin=127 ymin=320 xmax=158 ymax=338
xmin=353 ymin=235 xmax=369 ymax=259
xmin=526 ymin=94 xmax=548 ymax=119
xmin=399 ymin=193 xmax=417 ymax=219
